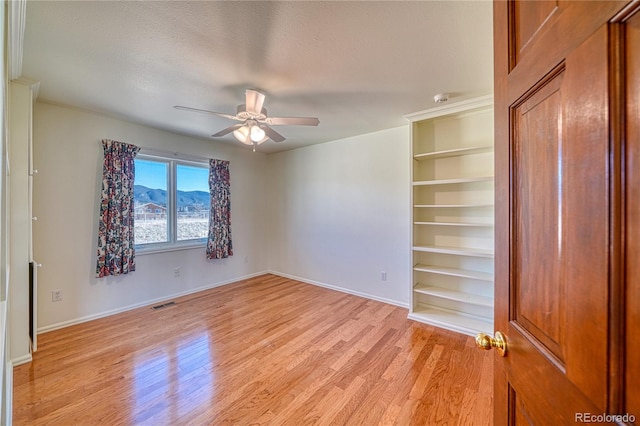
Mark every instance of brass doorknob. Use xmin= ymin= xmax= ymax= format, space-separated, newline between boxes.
xmin=475 ymin=331 xmax=507 ymax=357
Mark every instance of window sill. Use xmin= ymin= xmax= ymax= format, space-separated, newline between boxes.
xmin=136 ymin=242 xmax=206 ymax=256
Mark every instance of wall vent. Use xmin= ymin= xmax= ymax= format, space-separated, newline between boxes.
xmin=151 ymin=301 xmax=176 ymax=310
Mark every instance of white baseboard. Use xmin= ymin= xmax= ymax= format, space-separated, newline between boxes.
xmin=10 ymin=353 xmax=31 ymax=367
xmin=37 ymin=270 xmax=408 ymax=335
xmin=268 ymin=270 xmax=409 ymax=309
xmin=4 ymin=360 xmax=12 ymax=426
xmin=37 ymin=270 xmax=269 ymax=334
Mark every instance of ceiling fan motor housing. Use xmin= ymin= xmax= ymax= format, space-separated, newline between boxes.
xmin=236 ymin=104 xmax=267 ymax=121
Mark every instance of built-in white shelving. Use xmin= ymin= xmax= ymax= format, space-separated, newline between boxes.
xmin=406 ymin=95 xmax=494 ymax=336
xmin=413 ymin=176 xmax=493 ymax=186
xmin=414 ymin=221 xmax=493 ymax=227
xmin=412 ymin=244 xmax=494 ymax=258
xmin=414 ymin=204 xmax=493 ymax=208
xmin=413 ymin=284 xmax=494 ymax=307
xmin=409 ymin=304 xmax=494 ymax=336
xmin=413 ymin=264 xmax=494 ymax=281
xmin=413 ymin=146 xmax=493 ymax=161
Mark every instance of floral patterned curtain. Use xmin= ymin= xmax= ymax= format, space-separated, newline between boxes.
xmin=96 ymin=139 xmax=140 ymax=278
xmin=206 ymin=159 xmax=233 ymax=260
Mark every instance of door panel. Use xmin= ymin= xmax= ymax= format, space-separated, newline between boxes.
xmin=504 ymin=2 xmax=623 ymax=105
xmin=626 ymin=9 xmax=640 ymax=420
xmin=513 ymin=70 xmax=565 ymax=364
xmin=514 ymin=390 xmax=534 ymax=425
xmin=511 ymin=0 xmax=559 ymax=67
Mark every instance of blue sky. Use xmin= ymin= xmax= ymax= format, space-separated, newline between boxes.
xmin=135 ymin=159 xmax=209 ymax=192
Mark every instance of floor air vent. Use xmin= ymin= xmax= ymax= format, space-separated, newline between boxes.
xmin=151 ymin=301 xmax=176 ymax=310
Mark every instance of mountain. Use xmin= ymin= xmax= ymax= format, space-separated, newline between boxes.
xmin=134 ymin=185 xmax=210 ymax=210
xmin=176 ymin=189 xmax=210 ymax=210
xmin=134 ymin=185 xmax=167 ymax=205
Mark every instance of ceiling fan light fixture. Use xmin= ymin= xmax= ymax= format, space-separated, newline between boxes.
xmin=250 ymin=125 xmax=266 ymax=142
xmin=233 ymin=124 xmax=269 ymax=145
xmin=233 ymin=126 xmax=251 ymax=144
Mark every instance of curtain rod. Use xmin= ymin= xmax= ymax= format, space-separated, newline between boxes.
xmin=137 ymin=146 xmax=212 ymax=163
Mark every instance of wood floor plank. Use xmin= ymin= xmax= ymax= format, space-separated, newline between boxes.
xmin=13 ymin=274 xmax=493 ymax=425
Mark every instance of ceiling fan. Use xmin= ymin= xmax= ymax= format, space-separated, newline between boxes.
xmin=174 ymin=89 xmax=320 ymax=150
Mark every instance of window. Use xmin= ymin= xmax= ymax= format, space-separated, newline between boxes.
xmin=134 ymin=155 xmax=210 ymax=252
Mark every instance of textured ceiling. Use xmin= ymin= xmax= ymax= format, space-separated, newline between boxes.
xmin=22 ymin=1 xmax=494 ymax=153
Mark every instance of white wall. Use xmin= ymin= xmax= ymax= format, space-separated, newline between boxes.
xmin=32 ymin=102 xmax=270 ymax=332
xmin=7 ymin=81 xmax=36 ymax=363
xmin=267 ymin=126 xmax=410 ymax=306
xmin=31 ymin=101 xmax=411 ymax=341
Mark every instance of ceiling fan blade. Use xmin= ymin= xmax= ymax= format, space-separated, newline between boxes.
xmin=265 ymin=116 xmax=320 ymax=126
xmin=245 ymin=90 xmax=266 ymax=115
xmin=259 ymin=124 xmax=286 ymax=142
xmin=211 ymin=123 xmax=244 ymax=137
xmin=174 ymin=105 xmax=240 ymax=121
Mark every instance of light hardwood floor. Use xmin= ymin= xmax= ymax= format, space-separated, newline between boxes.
xmin=13 ymin=274 xmax=493 ymax=425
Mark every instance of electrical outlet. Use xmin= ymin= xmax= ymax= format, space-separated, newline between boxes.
xmin=52 ymin=290 xmax=62 ymax=302
xmin=381 ymin=271 xmax=387 ymax=282
xmin=173 ymin=267 xmax=181 ymax=277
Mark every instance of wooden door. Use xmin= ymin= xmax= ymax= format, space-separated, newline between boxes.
xmin=493 ymin=1 xmax=639 ymax=424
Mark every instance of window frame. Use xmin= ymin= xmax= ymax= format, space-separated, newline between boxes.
xmin=134 ymin=153 xmax=210 ymax=255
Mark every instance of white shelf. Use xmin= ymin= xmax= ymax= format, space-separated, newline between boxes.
xmin=413 ymin=283 xmax=494 ymax=307
xmin=407 ymin=96 xmax=494 ymax=337
xmin=413 ymin=176 xmax=494 ymax=186
xmin=413 ymin=146 xmax=493 ymax=161
xmin=413 ymin=264 xmax=494 ymax=281
xmin=408 ymin=304 xmax=493 ymax=336
xmin=412 ymin=245 xmax=494 ymax=258
xmin=413 ymin=221 xmax=494 ymax=227
xmin=414 ymin=203 xmax=494 ymax=208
